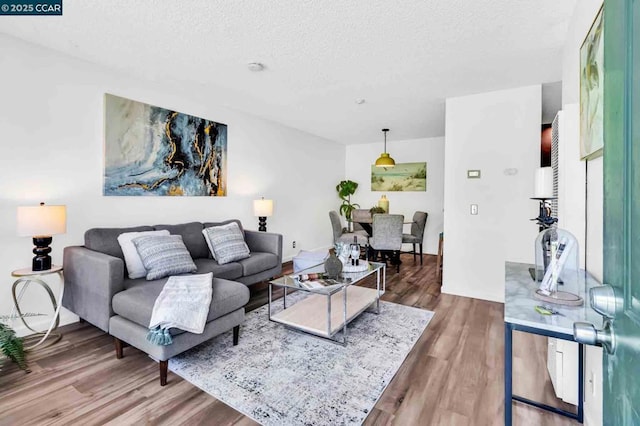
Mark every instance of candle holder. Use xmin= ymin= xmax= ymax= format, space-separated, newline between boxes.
xmin=531 ymin=197 xmax=558 ymax=231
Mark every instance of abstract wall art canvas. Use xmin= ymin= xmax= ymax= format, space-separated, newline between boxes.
xmin=579 ymin=6 xmax=604 ymax=160
xmin=371 ymin=162 xmax=426 ymax=192
xmin=104 ymin=94 xmax=227 ymax=196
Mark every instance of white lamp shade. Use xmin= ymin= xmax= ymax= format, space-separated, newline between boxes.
xmin=17 ymin=204 xmax=67 ymax=237
xmin=253 ymin=199 xmax=273 ymax=217
xmin=533 ymin=167 xmax=554 ymax=198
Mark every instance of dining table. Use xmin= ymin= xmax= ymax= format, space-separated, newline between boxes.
xmin=352 ymin=216 xmax=413 ymax=237
xmin=353 ymin=218 xmax=374 ymax=236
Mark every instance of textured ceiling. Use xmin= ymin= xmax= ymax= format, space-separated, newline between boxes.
xmin=0 ymin=0 xmax=577 ymax=144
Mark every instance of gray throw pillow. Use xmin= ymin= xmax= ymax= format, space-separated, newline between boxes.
xmin=202 ymin=222 xmax=250 ymax=265
xmin=132 ymin=234 xmax=197 ymax=280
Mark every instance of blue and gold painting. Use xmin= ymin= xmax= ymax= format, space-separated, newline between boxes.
xmin=104 ymin=94 xmax=227 ymax=196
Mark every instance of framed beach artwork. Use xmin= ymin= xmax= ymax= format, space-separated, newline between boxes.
xmin=371 ymin=162 xmax=426 ymax=192
xmin=104 ymin=94 xmax=227 ymax=196
xmin=579 ymin=6 xmax=604 ymax=160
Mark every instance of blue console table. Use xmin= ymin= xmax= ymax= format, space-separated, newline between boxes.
xmin=503 ymin=262 xmax=601 ymax=425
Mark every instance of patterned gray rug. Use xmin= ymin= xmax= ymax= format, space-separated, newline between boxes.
xmin=169 ymin=298 xmax=434 ymax=426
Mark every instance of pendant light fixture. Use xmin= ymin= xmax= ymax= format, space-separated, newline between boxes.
xmin=375 ymin=128 xmax=395 ymax=167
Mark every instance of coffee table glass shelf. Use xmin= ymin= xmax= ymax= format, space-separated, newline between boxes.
xmin=268 ymin=261 xmax=385 ymax=345
xmin=269 ymin=262 xmax=386 ymax=345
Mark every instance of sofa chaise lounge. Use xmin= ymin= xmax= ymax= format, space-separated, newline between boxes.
xmin=62 ymin=220 xmax=283 ymax=385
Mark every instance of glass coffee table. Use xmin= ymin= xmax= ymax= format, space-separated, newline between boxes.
xmin=268 ymin=261 xmax=386 ymax=345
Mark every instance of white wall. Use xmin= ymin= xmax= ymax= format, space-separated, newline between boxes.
xmin=443 ymin=85 xmax=541 ymax=303
xmin=561 ymin=2 xmax=604 ymax=425
xmin=557 ymin=103 xmax=586 ymax=268
xmin=0 ymin=35 xmax=345 ymax=333
xmin=562 ymin=0 xmax=604 ymax=281
xmin=345 ymin=137 xmax=444 ymax=255
xmin=555 ymin=99 xmax=605 ymax=282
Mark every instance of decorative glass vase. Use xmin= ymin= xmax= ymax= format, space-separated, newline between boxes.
xmin=378 ymin=195 xmax=389 ymax=213
xmin=533 ymin=227 xmax=583 ymax=306
xmin=324 ymin=252 xmax=343 ymax=278
xmin=335 ymin=242 xmax=349 ymax=264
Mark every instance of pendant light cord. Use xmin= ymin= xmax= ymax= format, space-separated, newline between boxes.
xmin=382 ymin=128 xmax=389 ymax=153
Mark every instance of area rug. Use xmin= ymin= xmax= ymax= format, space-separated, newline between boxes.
xmin=169 ymin=298 xmax=434 ymax=425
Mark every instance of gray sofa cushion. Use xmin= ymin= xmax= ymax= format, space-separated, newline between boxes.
xmin=123 ymin=258 xmax=243 ymax=290
xmin=192 ymin=258 xmax=243 ymax=280
xmin=237 ymin=252 xmax=279 ymax=276
xmin=154 ymin=222 xmax=209 ymax=259
xmin=85 ymin=226 xmax=153 ymax=260
xmin=124 ymin=276 xmax=168 ymax=290
xmin=112 ymin=277 xmax=250 ymax=334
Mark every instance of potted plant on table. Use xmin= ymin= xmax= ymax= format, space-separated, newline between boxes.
xmin=336 ymin=180 xmax=360 ymax=232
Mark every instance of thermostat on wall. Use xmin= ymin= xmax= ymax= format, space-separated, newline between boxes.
xmin=467 ymin=170 xmax=481 ymax=179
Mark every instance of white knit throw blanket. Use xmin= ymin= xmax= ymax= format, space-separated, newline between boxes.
xmin=147 ymin=273 xmax=213 ymax=346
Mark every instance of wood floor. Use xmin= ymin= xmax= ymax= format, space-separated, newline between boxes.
xmin=0 ymin=254 xmax=579 ymax=426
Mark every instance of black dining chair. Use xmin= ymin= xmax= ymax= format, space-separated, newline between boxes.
xmin=402 ymin=211 xmax=428 ymax=265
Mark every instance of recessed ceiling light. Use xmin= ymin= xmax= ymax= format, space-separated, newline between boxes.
xmin=355 ymin=98 xmax=366 ymax=104
xmin=247 ymin=62 xmax=265 ymax=72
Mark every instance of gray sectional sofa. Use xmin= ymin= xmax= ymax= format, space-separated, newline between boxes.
xmin=62 ymin=220 xmax=283 ymax=385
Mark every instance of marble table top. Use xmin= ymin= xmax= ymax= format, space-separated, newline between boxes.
xmin=504 ymin=262 xmax=603 ymax=336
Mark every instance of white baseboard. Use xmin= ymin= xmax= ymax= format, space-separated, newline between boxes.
xmin=10 ymin=307 xmax=79 ymax=338
xmin=440 ymin=285 xmax=504 ymax=303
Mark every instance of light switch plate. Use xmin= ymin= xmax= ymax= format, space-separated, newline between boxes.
xmin=470 ymin=204 xmax=478 ymax=215
xmin=467 ymin=169 xmax=481 ymax=179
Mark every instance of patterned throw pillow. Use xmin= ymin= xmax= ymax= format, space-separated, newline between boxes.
xmin=202 ymin=222 xmax=250 ymax=265
xmin=132 ymin=235 xmax=197 ymax=280
xmin=117 ymin=230 xmax=170 ymax=279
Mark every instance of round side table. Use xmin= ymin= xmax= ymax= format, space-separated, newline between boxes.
xmin=10 ymin=265 xmax=64 ymax=350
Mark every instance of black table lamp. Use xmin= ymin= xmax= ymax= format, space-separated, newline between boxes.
xmin=17 ymin=202 xmax=67 ymax=271
xmin=531 ymin=167 xmax=557 ymax=230
xmin=253 ymin=197 xmax=273 ymax=232
xmin=530 ymin=168 xmax=557 ymax=281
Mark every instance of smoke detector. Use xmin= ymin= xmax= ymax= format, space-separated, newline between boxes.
xmin=247 ymin=62 xmax=265 ymax=72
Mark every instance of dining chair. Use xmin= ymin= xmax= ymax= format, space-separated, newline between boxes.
xmin=402 ymin=211 xmax=428 ymax=265
xmin=369 ymin=213 xmax=404 ymax=272
xmin=351 ymin=209 xmax=372 ymax=234
xmin=329 ymin=211 xmax=368 ymax=245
